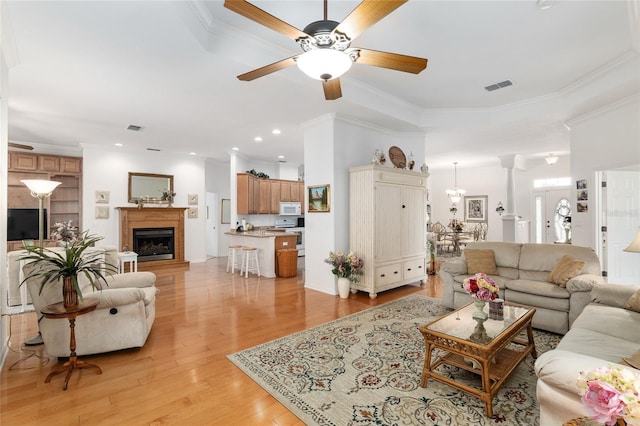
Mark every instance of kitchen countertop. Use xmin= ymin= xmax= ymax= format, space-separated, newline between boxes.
xmin=225 ymin=230 xmax=289 ymax=238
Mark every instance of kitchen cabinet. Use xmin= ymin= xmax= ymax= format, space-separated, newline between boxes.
xmin=7 ymin=152 xmax=82 ymax=250
xmin=349 ymin=164 xmax=428 ymax=299
xmin=237 ymin=174 xmax=304 ymax=215
xmin=270 ymin=180 xmax=281 ymax=214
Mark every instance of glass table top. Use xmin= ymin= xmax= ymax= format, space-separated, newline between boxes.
xmin=425 ymin=302 xmax=532 ymax=344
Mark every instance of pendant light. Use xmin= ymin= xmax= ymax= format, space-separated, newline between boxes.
xmin=446 ymin=162 xmax=466 ymax=204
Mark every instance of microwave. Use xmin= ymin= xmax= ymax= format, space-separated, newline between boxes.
xmin=279 ymin=202 xmax=302 ymax=216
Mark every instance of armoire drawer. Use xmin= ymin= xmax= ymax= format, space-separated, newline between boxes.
xmin=403 ymin=258 xmax=426 ymax=280
xmin=375 ymin=263 xmax=402 ymax=286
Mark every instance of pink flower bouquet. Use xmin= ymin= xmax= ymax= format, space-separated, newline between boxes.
xmin=578 ymin=365 xmax=640 ymax=426
xmin=462 ymin=273 xmax=499 ymax=301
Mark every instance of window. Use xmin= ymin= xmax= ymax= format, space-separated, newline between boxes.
xmin=533 ymin=177 xmax=571 ymax=188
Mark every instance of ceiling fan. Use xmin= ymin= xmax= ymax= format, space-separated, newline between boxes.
xmin=224 ymin=0 xmax=428 ymax=100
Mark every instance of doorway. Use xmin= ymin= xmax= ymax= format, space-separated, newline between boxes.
xmin=600 ymin=170 xmax=640 ymax=284
xmin=533 ymin=188 xmax=571 ymax=244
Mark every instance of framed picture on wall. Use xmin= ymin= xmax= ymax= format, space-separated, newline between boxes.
xmin=95 ymin=190 xmax=109 ymax=203
xmin=308 ymin=184 xmax=330 ymax=213
xmin=464 ymin=195 xmax=488 ymax=223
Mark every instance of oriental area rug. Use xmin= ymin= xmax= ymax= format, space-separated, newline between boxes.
xmin=227 ymin=295 xmax=560 ymax=426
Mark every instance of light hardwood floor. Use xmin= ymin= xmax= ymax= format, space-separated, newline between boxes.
xmin=1 ymin=257 xmax=442 ymax=425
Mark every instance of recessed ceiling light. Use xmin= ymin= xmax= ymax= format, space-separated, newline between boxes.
xmin=189 ymin=152 xmax=196 ymax=156
xmin=272 ymin=129 xmax=281 ymax=135
xmin=254 ymin=136 xmax=263 ymax=142
xmin=114 ymin=143 xmax=123 ymax=147
xmin=278 ymin=155 xmax=285 ymax=159
xmin=232 ymin=147 xmax=239 ymax=151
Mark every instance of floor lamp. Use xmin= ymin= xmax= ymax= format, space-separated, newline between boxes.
xmin=20 ymin=179 xmax=61 ymax=248
xmin=624 ymin=227 xmax=640 ymax=256
xmin=20 ymin=179 xmax=61 ymax=346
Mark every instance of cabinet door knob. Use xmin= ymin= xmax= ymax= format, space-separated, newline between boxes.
xmin=394 ymin=271 xmax=399 ymax=274
xmin=380 ymin=274 xmax=385 ymax=277
xmin=402 ymin=204 xmax=406 ymax=208
xmin=407 ymin=268 xmax=412 ymax=271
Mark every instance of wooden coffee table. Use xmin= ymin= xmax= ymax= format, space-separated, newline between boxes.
xmin=418 ymin=302 xmax=537 ymax=417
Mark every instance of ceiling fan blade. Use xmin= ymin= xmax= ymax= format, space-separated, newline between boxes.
xmin=354 ymin=48 xmax=427 ymax=74
xmin=224 ymin=0 xmax=309 ymax=41
xmin=8 ymin=142 xmax=34 ymax=150
xmin=237 ymin=56 xmax=297 ymax=81
xmin=333 ymin=0 xmax=407 ymax=41
xmin=322 ymin=78 xmax=342 ymax=100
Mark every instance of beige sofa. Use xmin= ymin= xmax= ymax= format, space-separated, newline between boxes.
xmin=439 ymin=242 xmax=605 ymax=334
xmin=14 ymin=248 xmax=157 ymax=357
xmin=535 ymin=284 xmax=640 ymax=424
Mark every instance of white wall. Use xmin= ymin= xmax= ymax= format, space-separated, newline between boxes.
xmin=570 ymin=96 xmax=640 ymax=249
xmin=205 ymin=158 xmax=230 ymax=256
xmin=303 ymin=114 xmax=426 ymax=295
xmin=0 ymin=22 xmax=10 ymax=367
xmin=82 ymin=146 xmax=208 ymax=263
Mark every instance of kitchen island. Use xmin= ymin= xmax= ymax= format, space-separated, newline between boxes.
xmin=224 ymin=230 xmax=297 ymax=278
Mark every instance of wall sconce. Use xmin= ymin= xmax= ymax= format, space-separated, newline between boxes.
xmin=496 ymin=202 xmax=505 ymax=216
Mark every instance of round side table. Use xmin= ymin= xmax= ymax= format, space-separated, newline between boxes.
xmin=41 ymin=298 xmax=102 ymax=390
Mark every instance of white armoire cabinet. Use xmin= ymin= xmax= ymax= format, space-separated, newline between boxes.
xmin=349 ymin=165 xmax=428 ymax=299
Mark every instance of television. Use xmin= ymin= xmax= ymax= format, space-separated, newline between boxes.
xmin=7 ymin=208 xmax=46 ymax=241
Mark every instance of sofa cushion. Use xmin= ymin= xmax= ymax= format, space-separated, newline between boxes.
xmin=572 ymin=304 xmax=640 ymax=342
xmin=624 ymin=288 xmax=640 ymax=313
xmin=520 ymin=243 xmax=601 ymax=275
xmin=557 ymin=327 xmax=640 ymax=363
xmin=547 ymin=255 xmax=586 ymax=287
xmin=464 ymin=249 xmax=498 ymax=274
xmin=462 ymin=242 xmax=522 ymax=269
xmin=506 ymin=289 xmax=570 ymax=312
xmin=506 ymin=279 xmax=570 ymax=299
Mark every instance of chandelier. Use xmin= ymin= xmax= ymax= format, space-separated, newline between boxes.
xmin=446 ymin=162 xmax=466 ymax=204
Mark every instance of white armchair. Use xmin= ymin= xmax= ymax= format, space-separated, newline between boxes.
xmin=22 ymin=262 xmax=157 ymax=357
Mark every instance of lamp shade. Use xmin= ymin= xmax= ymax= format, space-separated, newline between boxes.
xmin=297 ymin=49 xmax=352 ymax=81
xmin=624 ymin=227 xmax=640 ymax=253
xmin=21 ymin=179 xmax=61 ymax=196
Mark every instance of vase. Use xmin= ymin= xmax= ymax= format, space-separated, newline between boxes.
xmin=59 ymin=241 xmax=70 ymax=248
xmin=337 ymin=277 xmax=351 ymax=299
xmin=63 ymin=276 xmax=78 ymax=308
xmin=472 ymin=299 xmax=488 ymax=320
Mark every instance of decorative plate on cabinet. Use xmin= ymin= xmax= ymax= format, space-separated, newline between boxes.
xmin=388 ymin=146 xmax=406 ymax=168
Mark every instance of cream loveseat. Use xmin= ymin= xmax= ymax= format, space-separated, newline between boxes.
xmin=439 ymin=242 xmax=604 ymax=334
xmin=535 ymin=284 xmax=640 ymax=424
xmin=19 ymin=259 xmax=157 ymax=357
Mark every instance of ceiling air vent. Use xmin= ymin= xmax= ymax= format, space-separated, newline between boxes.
xmin=484 ymin=80 xmax=513 ymax=92
xmin=127 ymin=124 xmax=143 ymax=131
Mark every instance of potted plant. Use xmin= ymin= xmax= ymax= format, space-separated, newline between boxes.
xmin=325 ymin=251 xmax=364 ymax=298
xmin=20 ymin=231 xmax=118 ymax=308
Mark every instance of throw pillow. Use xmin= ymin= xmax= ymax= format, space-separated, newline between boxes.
xmin=621 ymin=348 xmax=640 ymax=370
xmin=624 ymin=289 xmax=640 ymax=313
xmin=547 ymin=255 xmax=586 ymax=288
xmin=464 ymin=249 xmax=498 ymax=275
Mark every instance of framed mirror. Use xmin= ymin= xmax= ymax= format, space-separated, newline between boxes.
xmin=128 ymin=172 xmax=174 ymax=203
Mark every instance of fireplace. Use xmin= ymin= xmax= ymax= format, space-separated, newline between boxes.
xmin=117 ymin=207 xmax=189 ymax=271
xmin=133 ymin=227 xmax=175 ymax=262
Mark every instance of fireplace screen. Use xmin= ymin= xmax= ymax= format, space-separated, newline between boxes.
xmin=133 ymin=227 xmax=175 ymax=262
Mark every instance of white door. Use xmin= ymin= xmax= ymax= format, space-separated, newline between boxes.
xmin=206 ymin=192 xmax=219 ymax=257
xmin=533 ymin=189 xmax=571 ymax=243
xmin=402 ymin=186 xmax=426 ymax=258
xmin=604 ymin=171 xmax=640 ymax=284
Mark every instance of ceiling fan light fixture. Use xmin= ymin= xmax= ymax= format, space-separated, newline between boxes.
xmin=297 ymin=49 xmax=352 ymax=81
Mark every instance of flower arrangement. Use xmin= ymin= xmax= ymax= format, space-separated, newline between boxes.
xmin=449 ymin=219 xmax=464 ymax=232
xmin=325 ymin=251 xmax=364 ymax=283
xmin=577 ymin=365 xmax=640 ymax=426
xmin=463 ymin=273 xmax=499 ymax=301
xmin=160 ymin=188 xmax=176 ymax=202
xmin=50 ymin=220 xmax=78 ymax=243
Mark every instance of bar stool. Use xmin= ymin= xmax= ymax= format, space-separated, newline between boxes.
xmin=226 ymin=245 xmax=244 ymax=274
xmin=240 ymin=247 xmax=260 ymax=278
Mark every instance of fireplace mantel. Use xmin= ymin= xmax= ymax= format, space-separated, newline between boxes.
xmin=117 ymin=207 xmax=189 ymax=271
